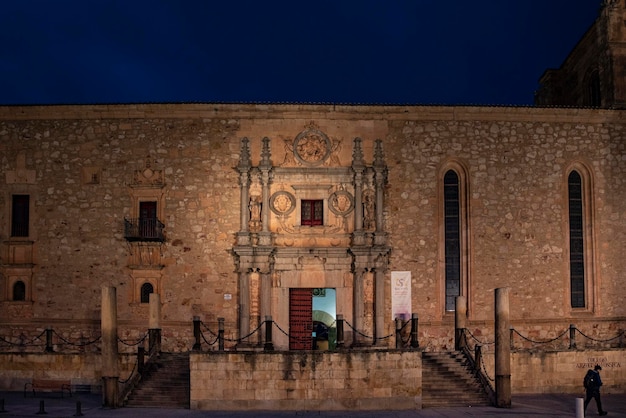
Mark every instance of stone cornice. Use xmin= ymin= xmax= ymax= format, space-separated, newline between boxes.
xmin=0 ymin=103 xmax=623 ymax=125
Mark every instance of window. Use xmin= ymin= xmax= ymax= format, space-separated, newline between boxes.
xmin=140 ymin=282 xmax=154 ymax=304
xmin=444 ymin=170 xmax=461 ymax=311
xmin=12 ymin=281 xmax=26 ymax=301
xmin=11 ymin=195 xmax=29 ymax=237
xmin=301 ymin=199 xmax=323 ymax=226
xmin=139 ymin=201 xmax=158 ymax=239
xmin=587 ymin=70 xmax=601 ymax=107
xmin=568 ymin=171 xmax=585 ymax=308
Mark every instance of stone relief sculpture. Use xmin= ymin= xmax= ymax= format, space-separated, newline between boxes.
xmin=133 ymin=157 xmax=164 ymax=186
xmin=293 ymin=128 xmax=331 ymax=166
xmin=280 ymin=139 xmax=297 ymax=167
xmin=326 ymin=139 xmax=342 ymax=166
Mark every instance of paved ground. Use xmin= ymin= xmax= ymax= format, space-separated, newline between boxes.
xmin=0 ymin=392 xmax=625 ymax=417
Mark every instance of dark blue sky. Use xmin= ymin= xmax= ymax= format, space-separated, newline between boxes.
xmin=0 ymin=1 xmax=601 ymax=106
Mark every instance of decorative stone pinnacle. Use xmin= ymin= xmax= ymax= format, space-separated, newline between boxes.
xmin=260 ymin=137 xmax=272 ymax=169
xmin=238 ymin=137 xmax=251 ymax=172
xmin=352 ymin=137 xmax=365 ymax=169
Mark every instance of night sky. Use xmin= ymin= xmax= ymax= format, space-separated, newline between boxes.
xmin=0 ymin=1 xmax=602 ymax=106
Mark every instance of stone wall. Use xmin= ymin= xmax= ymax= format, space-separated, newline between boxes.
xmin=190 ymin=350 xmax=421 ymax=411
xmin=0 ymin=352 xmax=136 ymax=392
xmin=0 ymin=104 xmax=624 ymax=352
xmin=482 ymin=349 xmax=625 ymax=395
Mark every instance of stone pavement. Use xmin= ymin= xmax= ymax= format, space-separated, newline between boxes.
xmin=0 ymin=392 xmax=625 ymax=417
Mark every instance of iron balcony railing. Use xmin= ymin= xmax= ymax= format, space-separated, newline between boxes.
xmin=124 ymin=218 xmax=165 ymax=242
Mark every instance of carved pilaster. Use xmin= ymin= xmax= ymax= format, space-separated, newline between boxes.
xmin=352 ymin=138 xmax=366 ymax=245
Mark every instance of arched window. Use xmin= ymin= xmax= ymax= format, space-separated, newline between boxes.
xmin=12 ymin=281 xmax=26 ymax=301
xmin=442 ymin=168 xmax=468 ymax=312
xmin=140 ymin=283 xmax=154 ymax=304
xmin=568 ymin=170 xmax=586 ymax=308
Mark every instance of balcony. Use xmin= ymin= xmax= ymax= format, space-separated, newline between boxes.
xmin=124 ymin=218 xmax=165 ymax=242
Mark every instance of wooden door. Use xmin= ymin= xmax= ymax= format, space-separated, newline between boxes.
xmin=139 ymin=201 xmax=157 ymax=239
xmin=289 ymin=288 xmax=313 ymax=350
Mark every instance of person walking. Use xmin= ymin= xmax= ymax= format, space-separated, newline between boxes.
xmin=584 ymin=364 xmax=608 ymax=416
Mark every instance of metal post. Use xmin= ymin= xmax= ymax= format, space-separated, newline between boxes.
xmin=576 ymin=397 xmax=584 ymax=418
xmin=569 ymin=324 xmax=576 ymax=349
xmin=410 ymin=313 xmax=419 ymax=349
xmin=474 ymin=344 xmax=482 ymax=374
xmin=395 ymin=317 xmax=403 ymax=349
xmin=37 ymin=400 xmax=46 ymax=415
xmin=45 ymin=328 xmax=54 ymax=353
xmin=192 ymin=316 xmax=201 ymax=351
xmin=75 ymin=400 xmax=84 ymax=416
xmin=137 ymin=347 xmax=145 ymax=374
xmin=336 ymin=315 xmax=344 ymax=348
xmin=263 ymin=316 xmax=274 ymax=351
xmin=218 ymin=317 xmax=225 ymax=351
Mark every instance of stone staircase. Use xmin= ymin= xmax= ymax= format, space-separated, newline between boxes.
xmin=422 ymin=351 xmax=492 ymax=408
xmin=125 ymin=352 xmax=190 ymax=409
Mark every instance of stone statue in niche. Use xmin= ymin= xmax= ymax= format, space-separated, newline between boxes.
xmin=363 ymin=190 xmax=376 ymax=231
xmin=249 ymin=195 xmax=262 ymax=232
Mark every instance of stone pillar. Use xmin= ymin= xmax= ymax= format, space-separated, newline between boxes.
xmin=101 ymin=286 xmax=119 ymax=408
xmin=495 ymin=287 xmax=511 ymax=408
xmin=238 ymin=271 xmax=250 ymax=343
xmin=373 ymin=139 xmax=388 ymax=246
xmin=455 ymin=295 xmax=467 ymax=350
xmin=351 ymin=138 xmax=366 ymax=246
xmin=352 ymin=269 xmax=365 ymax=346
xmin=258 ymin=137 xmax=272 ymax=247
xmin=374 ymin=269 xmax=385 ymax=344
xmin=148 ymin=293 xmax=161 ymax=355
xmin=237 ymin=138 xmax=251 ymax=246
xmin=260 ymin=272 xmax=272 ymax=332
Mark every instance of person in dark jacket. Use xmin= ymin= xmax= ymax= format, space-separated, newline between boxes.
xmin=584 ymin=364 xmax=607 ymax=416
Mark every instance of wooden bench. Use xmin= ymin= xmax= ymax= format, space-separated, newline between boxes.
xmin=24 ymin=379 xmax=72 ymax=398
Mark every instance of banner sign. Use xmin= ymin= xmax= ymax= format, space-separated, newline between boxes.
xmin=391 ymin=271 xmax=411 ymax=321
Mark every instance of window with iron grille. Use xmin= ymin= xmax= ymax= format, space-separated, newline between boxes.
xmin=444 ymin=170 xmax=461 ymax=311
xmin=11 ymin=195 xmax=29 ymax=237
xmin=140 ymin=282 xmax=154 ymax=304
xmin=301 ymin=199 xmax=323 ymax=226
xmin=568 ymin=171 xmax=585 ymax=308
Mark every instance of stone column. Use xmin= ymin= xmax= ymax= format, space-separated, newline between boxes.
xmin=101 ymin=286 xmax=119 ymax=408
xmin=148 ymin=293 xmax=161 ymax=355
xmin=258 ymin=137 xmax=273 ymax=247
xmin=260 ymin=272 xmax=272 ymax=332
xmin=455 ymin=295 xmax=467 ymax=350
xmin=351 ymin=138 xmax=366 ymax=246
xmin=495 ymin=287 xmax=511 ymax=408
xmin=237 ymin=138 xmax=252 ymax=246
xmin=238 ymin=271 xmax=250 ymax=343
xmin=374 ymin=268 xmax=385 ymax=344
xmin=373 ymin=139 xmax=387 ymax=245
xmin=352 ymin=269 xmax=365 ymax=346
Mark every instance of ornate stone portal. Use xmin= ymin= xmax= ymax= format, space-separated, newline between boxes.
xmin=233 ymin=124 xmax=390 ymax=349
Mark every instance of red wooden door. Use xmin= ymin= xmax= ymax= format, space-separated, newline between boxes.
xmin=289 ymin=288 xmax=313 ymax=350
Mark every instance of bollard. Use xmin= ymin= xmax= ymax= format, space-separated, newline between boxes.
xmin=395 ymin=317 xmax=403 ymax=349
xmin=569 ymin=324 xmax=576 ymax=349
xmin=0 ymin=398 xmax=5 ymax=413
xmin=336 ymin=315 xmax=344 ymax=348
xmin=410 ymin=313 xmax=419 ymax=348
xmin=575 ymin=397 xmax=584 ymax=418
xmin=45 ymin=328 xmax=54 ymax=353
xmin=36 ymin=400 xmax=46 ymax=415
xmin=74 ymin=401 xmax=83 ymax=417
xmin=192 ymin=316 xmax=201 ymax=351
xmin=218 ymin=317 xmax=225 ymax=351
xmin=263 ymin=316 xmax=274 ymax=351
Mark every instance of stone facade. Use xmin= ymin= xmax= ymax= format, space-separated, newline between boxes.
xmin=0 ymin=103 xmax=624 ymax=353
xmin=535 ymin=0 xmax=626 ymax=108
